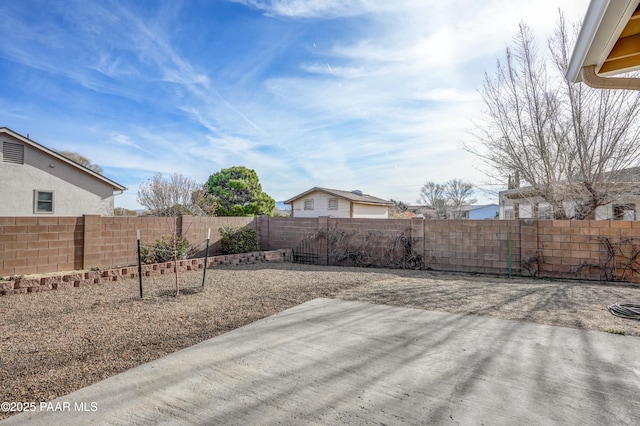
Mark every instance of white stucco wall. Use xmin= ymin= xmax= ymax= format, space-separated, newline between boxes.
xmin=518 ymin=204 xmax=533 ymax=219
xmin=290 ymin=191 xmax=389 ymax=218
xmin=290 ymin=191 xmax=351 ymax=218
xmin=352 ymin=203 xmax=389 ymax=219
xmin=595 ymin=205 xmax=611 ymax=220
xmin=1 ymin=136 xmax=118 ymax=216
xmin=596 ymin=200 xmax=637 ymax=220
xmin=500 ymin=196 xmax=639 ymax=220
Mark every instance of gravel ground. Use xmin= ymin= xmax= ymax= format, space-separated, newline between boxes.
xmin=2 ymin=262 xmax=639 ymax=420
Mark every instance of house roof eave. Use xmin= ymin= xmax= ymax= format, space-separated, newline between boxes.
xmin=567 ymin=0 xmax=611 ymax=83
xmin=284 ymin=187 xmax=392 ymax=206
xmin=1 ymin=127 xmax=127 ymax=191
xmin=567 ymin=0 xmax=640 ymax=85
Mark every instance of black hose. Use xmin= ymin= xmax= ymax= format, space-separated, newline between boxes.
xmin=607 ymin=304 xmax=640 ymax=320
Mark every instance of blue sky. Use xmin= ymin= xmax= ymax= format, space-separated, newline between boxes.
xmin=0 ymin=0 xmax=590 ymax=209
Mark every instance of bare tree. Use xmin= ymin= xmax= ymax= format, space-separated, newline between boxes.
xmin=190 ymin=188 xmax=217 ymax=217
xmin=419 ymin=180 xmax=476 ymax=218
xmin=137 ymin=172 xmax=207 ymax=297
xmin=444 ymin=179 xmax=477 ymax=219
xmin=466 ymin=14 xmax=640 ymax=219
xmin=389 ymin=199 xmax=413 ymax=218
xmin=137 ymin=172 xmax=202 ymax=216
xmin=418 ymin=182 xmax=447 ymax=218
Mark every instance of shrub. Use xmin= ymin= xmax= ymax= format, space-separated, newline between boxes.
xmin=219 ymin=226 xmax=257 ymax=254
xmin=140 ymin=235 xmax=190 ymax=264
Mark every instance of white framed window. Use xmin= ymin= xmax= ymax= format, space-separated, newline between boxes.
xmin=304 ymin=199 xmax=314 ymax=210
xmin=504 ymin=208 xmax=514 ymax=219
xmin=34 ymin=190 xmax=54 ymax=214
xmin=538 ymin=205 xmax=552 ymax=220
xmin=328 ymin=198 xmax=338 ymax=210
xmin=613 ymin=204 xmax=635 ymax=220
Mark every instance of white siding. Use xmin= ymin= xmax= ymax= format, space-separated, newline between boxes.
xmin=595 ymin=205 xmax=611 ymax=220
xmin=352 ymin=203 xmax=389 ymax=219
xmin=290 ymin=191 xmax=351 ymax=218
xmin=0 ymin=137 xmax=117 ymax=216
xmin=519 ymin=203 xmax=533 ymax=219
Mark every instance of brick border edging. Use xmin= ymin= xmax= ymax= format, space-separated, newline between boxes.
xmin=0 ymin=249 xmax=293 ymax=296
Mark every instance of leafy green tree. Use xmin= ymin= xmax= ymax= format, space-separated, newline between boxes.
xmin=206 ymin=166 xmax=275 ymax=216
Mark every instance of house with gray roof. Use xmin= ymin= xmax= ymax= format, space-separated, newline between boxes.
xmin=1 ymin=127 xmax=126 ymax=216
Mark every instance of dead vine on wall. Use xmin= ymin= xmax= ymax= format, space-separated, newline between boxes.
xmin=521 ymin=251 xmax=546 ymax=277
xmin=293 ymin=227 xmax=425 ymax=269
xmin=573 ymin=236 xmax=640 ymax=281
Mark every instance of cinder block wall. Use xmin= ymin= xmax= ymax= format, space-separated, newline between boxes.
xmin=328 ymin=218 xmax=419 ymax=266
xmin=424 ymin=219 xmax=521 ymax=275
xmin=84 ymin=216 xmax=179 ymax=271
xmin=0 ymin=215 xmax=255 ymax=276
xmin=181 ymin=216 xmax=255 ymax=256
xmin=262 ymin=216 xmax=321 ymax=255
xmin=88 ymin=216 xmax=257 ymax=271
xmin=0 ymin=216 xmax=84 ymax=275
xmin=260 ymin=217 xmax=417 ymax=266
xmin=533 ymin=220 xmax=640 ymax=282
xmin=2 ymin=216 xmax=640 ymax=283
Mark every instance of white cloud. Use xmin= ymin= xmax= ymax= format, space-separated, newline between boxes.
xmin=1 ymin=0 xmax=592 ymax=210
xmin=231 ymin=0 xmax=401 ymax=18
xmin=231 ymin=0 xmax=590 ymax=201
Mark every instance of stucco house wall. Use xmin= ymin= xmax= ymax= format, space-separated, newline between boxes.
xmin=352 ymin=203 xmax=389 ymax=219
xmin=290 ymin=190 xmax=351 ymax=218
xmin=499 ymin=190 xmax=637 ymax=220
xmin=286 ymin=187 xmax=391 ymax=219
xmin=1 ymin=128 xmax=125 ymax=216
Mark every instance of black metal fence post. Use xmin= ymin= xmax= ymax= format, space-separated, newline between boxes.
xmin=202 ymin=228 xmax=210 ymax=287
xmin=137 ymin=230 xmax=143 ymax=298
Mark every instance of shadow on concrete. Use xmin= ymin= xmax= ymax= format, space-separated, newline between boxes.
xmin=5 ymin=299 xmax=639 ymax=425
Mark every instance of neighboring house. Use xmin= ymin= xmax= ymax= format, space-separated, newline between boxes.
xmin=450 ymin=204 xmax=499 ymax=220
xmin=0 ymin=127 xmax=126 ymax=216
xmin=285 ymin=187 xmax=393 ymax=218
xmin=498 ymin=185 xmax=639 ymax=220
xmin=406 ymin=204 xmax=497 ymax=219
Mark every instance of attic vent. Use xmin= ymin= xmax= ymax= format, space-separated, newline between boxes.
xmin=351 ymin=189 xmax=363 ymax=196
xmin=3 ymin=141 xmax=24 ymax=164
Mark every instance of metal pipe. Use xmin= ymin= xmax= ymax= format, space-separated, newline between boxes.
xmin=581 ymin=65 xmax=640 ymax=90
xmin=507 ymin=227 xmax=512 ymax=277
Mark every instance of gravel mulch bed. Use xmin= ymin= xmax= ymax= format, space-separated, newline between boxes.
xmin=1 ymin=263 xmax=639 ymax=420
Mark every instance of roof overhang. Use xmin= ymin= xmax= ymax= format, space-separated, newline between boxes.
xmin=284 ymin=187 xmax=393 ymax=206
xmin=567 ymin=0 xmax=640 ymax=89
xmin=1 ymin=127 xmax=127 ymax=192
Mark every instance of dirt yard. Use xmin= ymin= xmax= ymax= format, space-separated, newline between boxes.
xmin=1 ymin=263 xmax=639 ymax=420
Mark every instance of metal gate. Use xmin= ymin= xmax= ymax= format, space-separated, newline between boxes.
xmin=293 ymin=238 xmax=320 ymax=265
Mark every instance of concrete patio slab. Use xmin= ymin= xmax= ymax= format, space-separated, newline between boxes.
xmin=3 ymin=298 xmax=639 ymax=425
